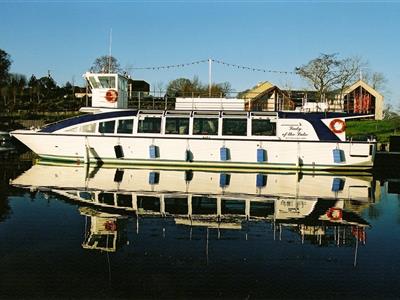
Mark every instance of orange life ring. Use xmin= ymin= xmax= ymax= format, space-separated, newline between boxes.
xmin=104 ymin=220 xmax=117 ymax=231
xmin=326 ymin=207 xmax=343 ymax=220
xmin=329 ymin=119 xmax=346 ymax=134
xmin=105 ymin=89 xmax=118 ymax=103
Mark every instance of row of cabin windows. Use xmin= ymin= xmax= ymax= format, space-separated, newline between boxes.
xmin=70 ymin=117 xmax=276 ymax=136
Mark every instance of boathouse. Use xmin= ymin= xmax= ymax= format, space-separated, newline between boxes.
xmin=240 ymin=80 xmax=383 ymax=119
xmin=340 ymin=80 xmax=384 ymax=120
xmin=240 ymin=81 xmax=295 ymax=111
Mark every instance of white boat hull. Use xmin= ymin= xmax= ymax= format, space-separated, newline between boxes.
xmin=12 ymin=130 xmax=375 ymax=171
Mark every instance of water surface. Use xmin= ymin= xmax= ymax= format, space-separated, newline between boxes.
xmin=1 ymin=156 xmax=399 ymax=299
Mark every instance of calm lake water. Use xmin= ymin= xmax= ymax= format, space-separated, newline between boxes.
xmin=1 ymin=153 xmax=400 ymax=299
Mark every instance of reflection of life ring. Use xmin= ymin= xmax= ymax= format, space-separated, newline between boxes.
xmin=105 ymin=89 xmax=118 ymax=103
xmin=104 ymin=220 xmax=117 ymax=231
xmin=329 ymin=119 xmax=346 ymax=134
xmin=326 ymin=208 xmax=343 ymax=220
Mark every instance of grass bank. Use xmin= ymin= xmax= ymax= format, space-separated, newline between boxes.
xmin=346 ymin=117 xmax=400 ymax=143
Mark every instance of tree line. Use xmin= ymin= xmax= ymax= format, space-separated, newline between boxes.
xmin=0 ymin=49 xmax=391 ymax=115
xmin=0 ymin=49 xmax=85 ymax=114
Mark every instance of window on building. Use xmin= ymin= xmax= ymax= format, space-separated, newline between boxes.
xmin=252 ymin=119 xmax=276 ymax=136
xmin=165 ymin=117 xmax=189 ymax=135
xmin=138 ymin=117 xmax=161 ymax=133
xmin=117 ymin=119 xmax=134 ymax=134
xmin=99 ymin=120 xmax=115 ymax=134
xmin=222 ymin=118 xmax=247 ymax=136
xmin=193 ymin=118 xmax=218 ymax=135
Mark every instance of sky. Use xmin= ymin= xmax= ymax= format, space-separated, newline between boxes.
xmin=1 ymin=0 xmax=400 ymax=108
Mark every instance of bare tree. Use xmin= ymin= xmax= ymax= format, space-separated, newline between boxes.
xmin=8 ymin=73 xmax=27 ymax=107
xmin=91 ymin=55 xmax=121 ymax=73
xmin=155 ymin=81 xmax=164 ymax=97
xmin=336 ymin=56 xmax=364 ymax=106
xmin=363 ymin=71 xmax=387 ymax=92
xmin=166 ymin=77 xmax=232 ymax=98
xmin=295 ymin=54 xmax=341 ymax=102
xmin=295 ymin=53 xmax=363 ymax=102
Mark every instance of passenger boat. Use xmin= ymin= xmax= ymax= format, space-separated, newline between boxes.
xmin=11 ymin=72 xmax=376 ymax=171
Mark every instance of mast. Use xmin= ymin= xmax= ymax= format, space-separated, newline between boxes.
xmin=108 ymin=28 xmax=112 ymax=73
xmin=208 ymin=58 xmax=212 ymax=97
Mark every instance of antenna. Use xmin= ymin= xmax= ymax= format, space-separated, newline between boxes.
xmin=108 ymin=28 xmax=112 ymax=73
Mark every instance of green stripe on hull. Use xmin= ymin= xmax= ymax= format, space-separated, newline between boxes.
xmin=38 ymin=154 xmax=373 ymax=172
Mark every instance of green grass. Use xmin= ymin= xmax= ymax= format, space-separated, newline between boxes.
xmin=346 ymin=117 xmax=400 ymax=142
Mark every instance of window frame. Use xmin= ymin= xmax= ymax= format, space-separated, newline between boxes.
xmin=164 ymin=117 xmax=190 ymax=135
xmin=251 ymin=118 xmax=277 ymax=136
xmin=137 ymin=116 xmax=162 ymax=134
xmin=116 ymin=118 xmax=134 ymax=134
xmin=98 ymin=120 xmax=116 ymax=134
xmin=192 ymin=117 xmax=219 ymax=136
xmin=222 ymin=117 xmax=248 ymax=136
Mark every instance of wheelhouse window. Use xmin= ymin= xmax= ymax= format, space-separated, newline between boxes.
xmin=138 ymin=117 xmax=161 ymax=133
xmin=87 ymin=76 xmax=99 ymax=89
xmin=193 ymin=118 xmax=218 ymax=135
xmin=98 ymin=76 xmax=116 ymax=89
xmin=252 ymin=119 xmax=276 ymax=136
xmin=99 ymin=120 xmax=115 ymax=134
xmin=117 ymin=119 xmax=134 ymax=134
xmin=165 ymin=117 xmax=189 ymax=135
xmin=222 ymin=118 xmax=247 ymax=136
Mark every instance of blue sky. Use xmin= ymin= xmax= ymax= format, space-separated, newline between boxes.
xmin=1 ymin=1 xmax=399 ymax=108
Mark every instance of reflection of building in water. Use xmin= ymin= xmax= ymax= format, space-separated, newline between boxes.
xmin=12 ymin=163 xmax=373 ymax=255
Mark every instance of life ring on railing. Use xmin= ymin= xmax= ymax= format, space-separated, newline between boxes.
xmin=105 ymin=89 xmax=118 ymax=103
xmin=326 ymin=207 xmax=343 ymax=221
xmin=329 ymin=119 xmax=346 ymax=134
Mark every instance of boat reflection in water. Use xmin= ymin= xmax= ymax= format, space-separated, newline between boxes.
xmin=12 ymin=162 xmax=376 ymax=262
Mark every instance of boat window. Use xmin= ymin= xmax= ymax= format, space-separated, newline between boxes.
xmin=99 ymin=120 xmax=115 ymax=134
xmin=65 ymin=126 xmax=79 ymax=132
xmin=79 ymin=191 xmax=94 ymax=201
xmin=252 ymin=119 xmax=276 ymax=136
xmin=87 ymin=76 xmax=99 ymax=89
xmin=138 ymin=117 xmax=161 ymax=133
xmin=165 ymin=117 xmax=189 ymax=135
xmin=221 ymin=199 xmax=245 ymax=215
xmin=193 ymin=118 xmax=218 ymax=135
xmin=98 ymin=76 xmax=116 ymax=89
xmin=116 ymin=194 xmax=132 ymax=208
xmin=222 ymin=118 xmax=247 ymax=136
xmin=137 ymin=196 xmax=160 ymax=212
xmin=98 ymin=192 xmax=115 ymax=205
xmin=117 ymin=119 xmax=134 ymax=134
xmin=81 ymin=123 xmax=96 ymax=133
